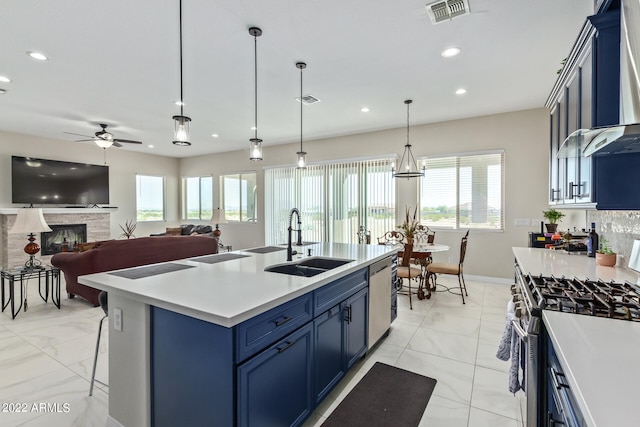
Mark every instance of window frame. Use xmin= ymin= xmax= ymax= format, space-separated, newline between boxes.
xmin=181 ymin=175 xmax=213 ymax=221
xmin=418 ymin=150 xmax=505 ymax=231
xmin=136 ymin=174 xmax=166 ymax=222
xmin=220 ymin=172 xmax=258 ymax=223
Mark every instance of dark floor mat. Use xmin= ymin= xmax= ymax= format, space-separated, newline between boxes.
xmin=321 ymin=362 xmax=437 ymax=427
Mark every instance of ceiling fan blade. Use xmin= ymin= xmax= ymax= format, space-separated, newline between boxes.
xmin=113 ymin=139 xmax=143 ymax=144
xmin=64 ymin=131 xmax=94 ymax=138
xmin=113 ymin=142 xmax=123 ymax=148
xmin=74 ymin=139 xmax=96 ymax=142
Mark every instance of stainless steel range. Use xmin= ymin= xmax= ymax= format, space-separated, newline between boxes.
xmin=513 ymin=264 xmax=640 ymax=427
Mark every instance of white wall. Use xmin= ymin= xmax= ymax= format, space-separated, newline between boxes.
xmin=180 ymin=108 xmax=552 ymax=279
xmin=0 ymin=130 xmax=180 ymax=238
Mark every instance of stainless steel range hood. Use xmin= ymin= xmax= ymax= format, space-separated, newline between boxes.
xmin=565 ymin=0 xmax=640 ymax=157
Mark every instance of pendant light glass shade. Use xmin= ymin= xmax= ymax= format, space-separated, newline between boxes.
xmin=172 ymin=0 xmax=191 ymax=146
xmin=249 ymin=27 xmax=263 ymax=161
xmin=296 ymin=62 xmax=307 ymax=169
xmin=392 ymin=99 xmax=424 ymax=179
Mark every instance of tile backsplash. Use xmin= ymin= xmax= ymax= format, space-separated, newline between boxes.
xmin=587 ymin=210 xmax=640 ymax=269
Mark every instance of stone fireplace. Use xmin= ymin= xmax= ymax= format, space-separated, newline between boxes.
xmin=0 ymin=208 xmax=113 ymax=268
xmin=41 ymin=223 xmax=88 ymax=255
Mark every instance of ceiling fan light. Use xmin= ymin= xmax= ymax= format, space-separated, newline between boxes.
xmin=173 ymin=115 xmax=191 ymax=144
xmin=94 ymin=139 xmax=113 ymax=148
xmin=250 ymin=138 xmax=263 ymax=161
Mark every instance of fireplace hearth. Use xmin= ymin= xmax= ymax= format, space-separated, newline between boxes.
xmin=41 ymin=224 xmax=87 ymax=255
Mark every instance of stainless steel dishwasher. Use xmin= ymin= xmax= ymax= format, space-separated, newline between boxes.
xmin=368 ymin=256 xmax=392 ymax=347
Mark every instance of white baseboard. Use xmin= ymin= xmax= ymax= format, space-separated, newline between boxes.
xmin=106 ymin=415 xmax=125 ymax=427
xmin=465 ymin=274 xmax=513 ymax=285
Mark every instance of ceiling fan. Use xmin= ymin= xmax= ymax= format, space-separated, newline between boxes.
xmin=64 ymin=123 xmax=143 ymax=148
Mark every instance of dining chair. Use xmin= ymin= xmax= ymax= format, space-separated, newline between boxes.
xmin=357 ymin=226 xmax=371 ymax=244
xmin=425 ymin=229 xmax=469 ymax=304
xmin=377 ymin=230 xmax=405 ymax=246
xmin=396 ymin=243 xmax=423 ymax=310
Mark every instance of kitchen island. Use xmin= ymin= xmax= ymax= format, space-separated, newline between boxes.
xmin=79 ymin=242 xmax=397 ymax=427
xmin=513 ymin=247 xmax=640 ymax=426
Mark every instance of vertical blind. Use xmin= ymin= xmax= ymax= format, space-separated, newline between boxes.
xmin=264 ymin=158 xmax=395 ymax=245
xmin=418 ymin=151 xmax=504 ymax=230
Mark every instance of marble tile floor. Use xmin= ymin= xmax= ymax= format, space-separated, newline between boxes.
xmin=0 ymin=275 xmax=523 ymax=427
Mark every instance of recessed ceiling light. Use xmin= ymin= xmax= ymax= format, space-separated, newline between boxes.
xmin=0 ymin=75 xmax=11 ymax=83
xmin=148 ymin=145 xmax=154 ymax=148
xmin=361 ymin=107 xmax=370 ymax=113
xmin=456 ymin=88 xmax=467 ymax=95
xmin=211 ymin=134 xmax=219 ymax=138
xmin=441 ymin=47 xmax=461 ymax=58
xmin=175 ymin=101 xmax=184 ymax=106
xmin=26 ymin=51 xmax=48 ymax=61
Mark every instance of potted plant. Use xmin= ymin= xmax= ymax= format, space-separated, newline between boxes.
xmin=595 ymin=237 xmax=617 ymax=267
xmin=542 ymin=208 xmax=565 ymax=233
xmin=397 ymin=206 xmax=419 ymax=242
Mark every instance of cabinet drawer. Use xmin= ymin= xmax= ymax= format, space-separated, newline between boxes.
xmin=236 ymin=293 xmax=313 ymax=362
xmin=313 ymin=268 xmax=368 ymax=316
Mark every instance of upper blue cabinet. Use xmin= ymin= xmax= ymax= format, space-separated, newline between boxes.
xmin=546 ymin=4 xmax=640 ymax=210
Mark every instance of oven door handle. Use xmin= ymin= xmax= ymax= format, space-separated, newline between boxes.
xmin=511 ymin=319 xmax=527 ymax=342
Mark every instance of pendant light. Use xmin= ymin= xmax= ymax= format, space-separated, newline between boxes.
xmin=296 ymin=62 xmax=307 ymax=169
xmin=172 ymin=0 xmax=191 ymax=146
xmin=392 ymin=99 xmax=424 ymax=179
xmin=249 ymin=27 xmax=263 ymax=161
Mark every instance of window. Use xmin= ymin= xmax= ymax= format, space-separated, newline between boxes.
xmin=221 ymin=173 xmax=257 ymax=222
xmin=182 ymin=176 xmax=213 ymax=220
xmin=418 ymin=151 xmax=504 ymax=230
xmin=136 ymin=174 xmax=165 ymax=221
xmin=264 ymin=158 xmax=395 ymax=245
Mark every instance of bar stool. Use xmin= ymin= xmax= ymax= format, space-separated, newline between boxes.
xmin=89 ymin=291 xmax=108 ymax=396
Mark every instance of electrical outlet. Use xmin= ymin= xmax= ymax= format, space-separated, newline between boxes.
xmin=113 ymin=307 xmax=123 ymax=332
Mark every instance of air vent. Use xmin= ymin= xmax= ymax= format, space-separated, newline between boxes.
xmin=426 ymin=0 xmax=470 ymax=24
xmin=296 ymin=95 xmax=321 ymax=105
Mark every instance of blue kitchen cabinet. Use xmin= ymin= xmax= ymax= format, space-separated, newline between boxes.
xmin=237 ymin=322 xmax=314 ymax=427
xmin=313 ymin=270 xmax=369 ymax=404
xmin=547 ymin=8 xmax=628 ymax=208
xmin=152 ymin=267 xmax=371 ymax=427
xmin=344 ymin=287 xmax=368 ymax=369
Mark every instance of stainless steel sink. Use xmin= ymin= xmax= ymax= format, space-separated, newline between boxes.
xmin=264 ymin=257 xmax=354 ymax=277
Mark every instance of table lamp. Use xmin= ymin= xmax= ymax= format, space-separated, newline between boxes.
xmin=211 ymin=208 xmax=227 ymax=243
xmin=10 ymin=208 xmax=52 ymax=270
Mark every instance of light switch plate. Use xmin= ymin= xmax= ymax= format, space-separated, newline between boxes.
xmin=113 ymin=307 xmax=122 ymax=331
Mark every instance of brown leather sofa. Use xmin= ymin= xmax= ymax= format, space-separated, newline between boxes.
xmin=51 ymin=235 xmax=219 ymax=306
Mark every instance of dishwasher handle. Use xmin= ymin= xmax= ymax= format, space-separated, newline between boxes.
xmin=370 ymin=258 xmax=392 ymax=276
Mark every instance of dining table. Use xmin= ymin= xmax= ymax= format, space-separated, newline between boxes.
xmin=398 ymin=242 xmax=450 ymax=300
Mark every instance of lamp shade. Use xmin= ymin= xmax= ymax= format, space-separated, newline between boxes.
xmin=10 ymin=208 xmax=52 ymax=233
xmin=211 ymin=208 xmax=227 ymax=224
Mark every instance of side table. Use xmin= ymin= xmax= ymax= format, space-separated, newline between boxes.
xmin=1 ymin=265 xmax=61 ymax=319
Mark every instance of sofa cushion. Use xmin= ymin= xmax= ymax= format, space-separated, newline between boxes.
xmin=166 ymin=227 xmax=182 ymax=236
xmin=181 ymin=224 xmax=195 ymax=235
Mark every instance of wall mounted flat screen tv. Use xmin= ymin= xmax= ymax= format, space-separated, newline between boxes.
xmin=12 ymin=156 xmax=110 ymax=205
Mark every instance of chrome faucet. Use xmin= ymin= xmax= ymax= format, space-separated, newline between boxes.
xmin=287 ymin=208 xmax=303 ymax=261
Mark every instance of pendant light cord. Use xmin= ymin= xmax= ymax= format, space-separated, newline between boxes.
xmin=300 ymin=66 xmax=303 ymax=153
xmin=406 ymin=101 xmax=410 ymax=147
xmin=179 ymin=0 xmax=184 ymax=117
xmin=254 ymin=34 xmax=258 ymax=140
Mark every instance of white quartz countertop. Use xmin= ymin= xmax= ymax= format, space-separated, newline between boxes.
xmin=79 ymin=242 xmax=396 ymax=327
xmin=512 ymin=247 xmax=639 ymax=283
xmin=543 ymin=311 xmax=640 ymax=427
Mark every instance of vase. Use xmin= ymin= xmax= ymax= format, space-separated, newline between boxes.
xmin=595 ymin=252 xmax=617 ymax=267
xmin=406 ymin=237 xmax=414 ymax=245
